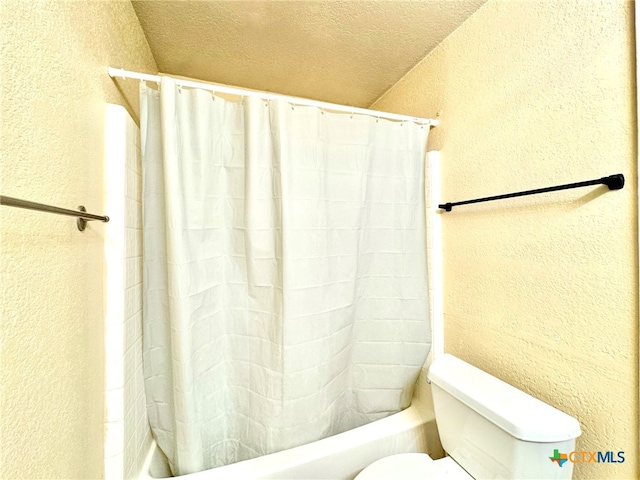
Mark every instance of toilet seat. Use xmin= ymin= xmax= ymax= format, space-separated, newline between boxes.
xmin=354 ymin=454 xmax=473 ymax=480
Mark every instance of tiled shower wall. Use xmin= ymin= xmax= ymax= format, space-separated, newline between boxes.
xmin=104 ymin=104 xmax=152 ymax=479
xmin=426 ymin=150 xmax=443 ymax=361
xmin=412 ymin=150 xmax=443 ymax=406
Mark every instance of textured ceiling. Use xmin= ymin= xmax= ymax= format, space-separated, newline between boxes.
xmin=132 ymin=1 xmax=487 ymax=108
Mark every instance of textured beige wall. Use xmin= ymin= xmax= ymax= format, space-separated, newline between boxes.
xmin=0 ymin=1 xmax=157 ymax=479
xmin=373 ymin=1 xmax=638 ymax=478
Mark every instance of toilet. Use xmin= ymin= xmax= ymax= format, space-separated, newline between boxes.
xmin=355 ymin=354 xmax=582 ymax=479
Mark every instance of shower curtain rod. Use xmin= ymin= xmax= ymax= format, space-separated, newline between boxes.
xmin=108 ymin=67 xmax=439 ymax=126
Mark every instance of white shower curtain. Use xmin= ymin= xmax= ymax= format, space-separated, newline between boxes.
xmin=141 ymin=77 xmax=431 ymax=476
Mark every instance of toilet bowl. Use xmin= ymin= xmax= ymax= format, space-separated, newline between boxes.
xmin=355 ymin=354 xmax=581 ymax=480
xmin=355 ymin=454 xmax=471 ymax=480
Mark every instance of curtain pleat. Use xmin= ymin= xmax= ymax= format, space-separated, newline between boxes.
xmin=141 ymin=77 xmax=431 ymax=476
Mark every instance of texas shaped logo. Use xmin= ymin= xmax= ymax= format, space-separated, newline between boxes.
xmin=550 ymin=449 xmax=568 ymax=467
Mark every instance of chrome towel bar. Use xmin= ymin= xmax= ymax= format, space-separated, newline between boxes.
xmin=0 ymin=195 xmax=109 ymax=231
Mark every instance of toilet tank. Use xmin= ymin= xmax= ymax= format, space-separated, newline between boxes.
xmin=427 ymin=355 xmax=581 ymax=480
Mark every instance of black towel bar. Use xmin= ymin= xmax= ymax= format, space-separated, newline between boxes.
xmin=438 ymin=174 xmax=624 ymax=212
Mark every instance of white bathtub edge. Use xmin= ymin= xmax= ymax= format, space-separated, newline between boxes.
xmin=174 ymin=398 xmax=437 ymax=480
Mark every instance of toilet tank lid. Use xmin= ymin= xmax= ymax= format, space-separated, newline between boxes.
xmin=427 ymin=354 xmax=581 ymax=442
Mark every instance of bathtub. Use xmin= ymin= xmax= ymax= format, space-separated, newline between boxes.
xmin=139 ymin=397 xmax=443 ymax=480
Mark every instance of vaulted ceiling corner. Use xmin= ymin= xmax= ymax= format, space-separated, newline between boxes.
xmin=131 ymin=0 xmax=487 ymax=107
